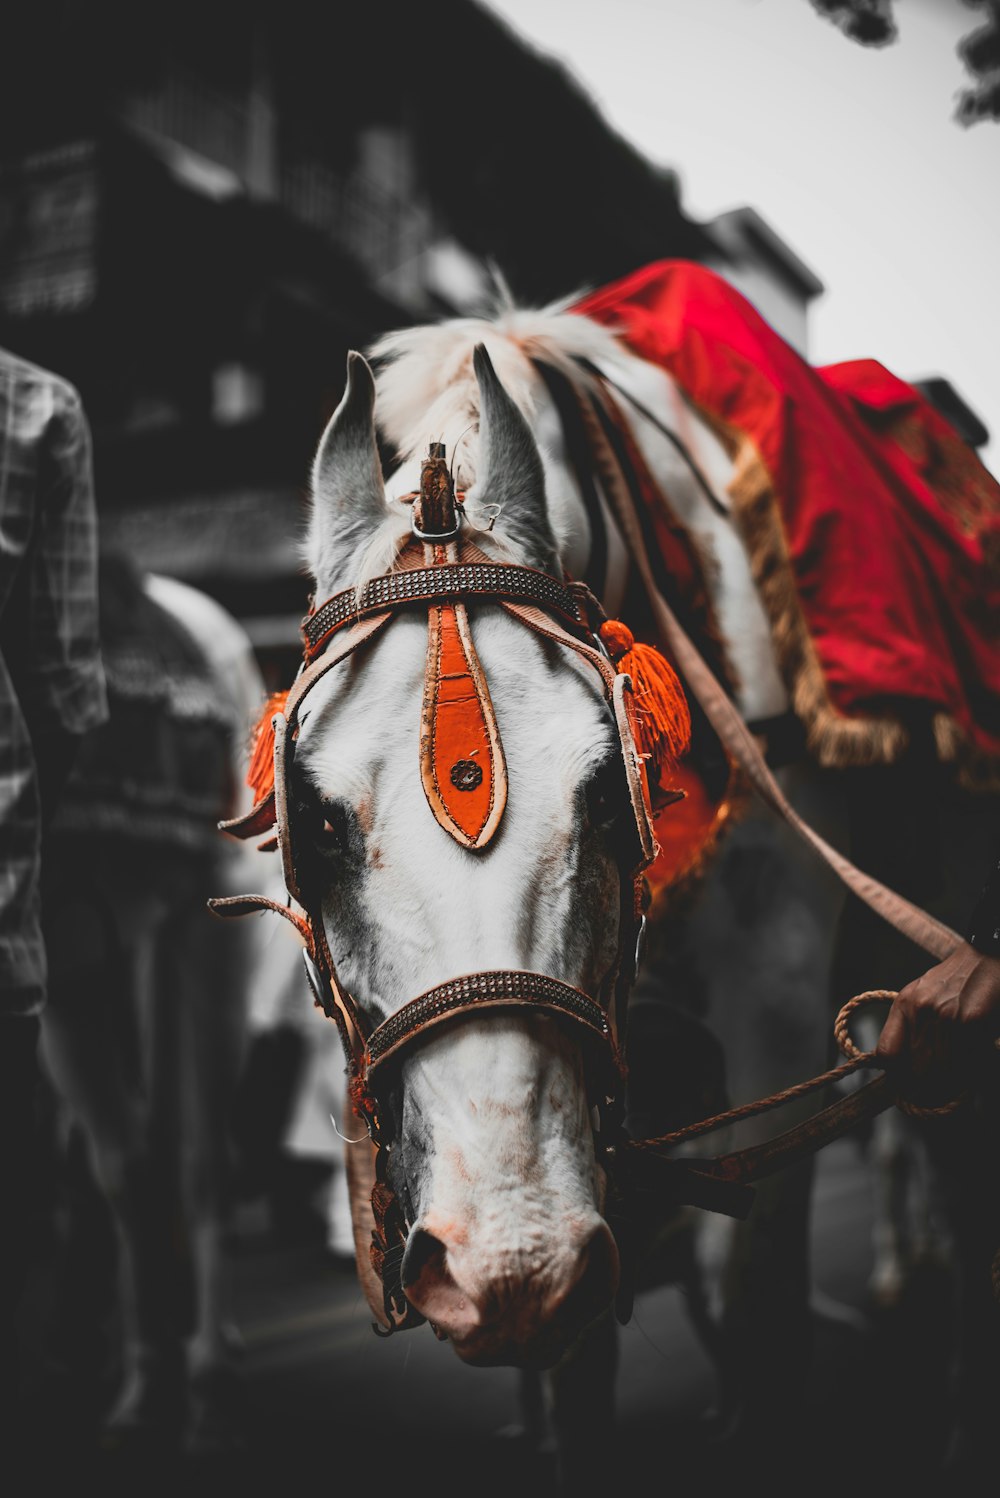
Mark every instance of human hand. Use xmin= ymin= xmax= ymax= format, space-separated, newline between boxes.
xmin=876 ymin=942 xmax=1000 ymax=1078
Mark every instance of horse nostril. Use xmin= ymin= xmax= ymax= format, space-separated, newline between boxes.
xmin=401 ymin=1227 xmax=484 ymax=1336
xmin=401 ymin=1226 xmax=446 ymax=1290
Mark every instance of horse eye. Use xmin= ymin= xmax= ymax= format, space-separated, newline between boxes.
xmin=585 ymin=757 xmax=624 ymax=830
xmin=317 ymin=802 xmax=349 ymax=852
xmin=297 ymin=794 xmax=349 ymax=856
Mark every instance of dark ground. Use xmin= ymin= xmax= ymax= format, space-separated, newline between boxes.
xmin=6 ymin=1129 xmax=991 ymax=1498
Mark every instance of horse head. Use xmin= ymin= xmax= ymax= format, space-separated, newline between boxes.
xmin=283 ymin=345 xmax=663 ymax=1368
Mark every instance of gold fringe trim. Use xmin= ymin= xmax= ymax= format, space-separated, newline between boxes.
xmin=886 ymin=408 xmax=1000 ymax=542
xmin=934 ymin=713 xmax=1000 ymax=794
xmin=726 ymin=438 xmax=911 ymax=770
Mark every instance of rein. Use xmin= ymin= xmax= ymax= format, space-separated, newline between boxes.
xmin=606 ymin=987 xmax=970 ymax=1324
xmin=537 ymin=360 xmax=973 ymax=1312
xmin=614 ymin=991 xmax=966 ymax=1196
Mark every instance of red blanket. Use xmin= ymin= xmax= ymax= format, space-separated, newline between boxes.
xmin=573 ymin=261 xmax=1000 ymax=791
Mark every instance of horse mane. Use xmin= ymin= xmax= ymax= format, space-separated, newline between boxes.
xmin=367 ymin=292 xmax=631 ymax=481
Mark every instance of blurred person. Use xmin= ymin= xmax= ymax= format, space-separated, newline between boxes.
xmin=33 ymin=551 xmax=272 ymax=1453
xmin=0 ymin=348 xmax=107 ymax=1421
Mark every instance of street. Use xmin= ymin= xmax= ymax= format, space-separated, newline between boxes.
xmin=11 ymin=1131 xmax=977 ymax=1497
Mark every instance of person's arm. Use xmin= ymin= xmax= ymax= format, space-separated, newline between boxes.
xmin=2 ymin=371 xmax=107 ymax=821
xmin=876 ymin=850 xmax=1000 ymax=1072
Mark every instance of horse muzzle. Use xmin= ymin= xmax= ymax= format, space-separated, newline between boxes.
xmin=399 ymin=1215 xmax=620 ymax=1368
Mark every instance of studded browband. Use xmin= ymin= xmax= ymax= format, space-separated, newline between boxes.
xmin=302 ymin=558 xmax=590 ymax=661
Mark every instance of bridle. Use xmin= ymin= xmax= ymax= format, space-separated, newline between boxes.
xmin=211 ymin=399 xmax=971 ymax=1339
xmin=211 ymin=444 xmax=679 ymax=1330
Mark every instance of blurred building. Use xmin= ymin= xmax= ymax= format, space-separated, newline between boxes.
xmin=700 ymin=207 xmax=824 ymax=358
xmin=0 ymin=0 xmax=826 ymax=680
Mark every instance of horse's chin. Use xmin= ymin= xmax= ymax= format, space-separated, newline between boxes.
xmin=443 ymin=1312 xmax=612 ymax=1371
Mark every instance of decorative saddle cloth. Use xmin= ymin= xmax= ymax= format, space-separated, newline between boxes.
xmin=573 ymin=259 xmax=1000 ymax=797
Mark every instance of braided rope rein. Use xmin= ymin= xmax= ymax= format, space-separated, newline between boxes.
xmin=832 ymin=990 xmax=970 ymax=1119
xmin=629 ymin=990 xmax=968 ymax=1162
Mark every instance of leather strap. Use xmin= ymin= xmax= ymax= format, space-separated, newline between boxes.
xmin=492 ymin=592 xmax=657 ymax=1050
xmin=220 ymin=611 xmax=395 ymax=853
xmin=207 ymin=892 xmax=314 ymax=949
xmin=623 ymin=1072 xmax=896 ymax=1222
xmin=364 ymin=968 xmax=618 ymax=1078
xmin=302 ymin=557 xmax=587 ymax=659
xmin=577 ymin=376 xmax=962 ymax=961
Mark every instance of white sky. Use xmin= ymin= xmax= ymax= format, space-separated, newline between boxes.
xmin=485 ymin=0 xmax=1000 ymax=477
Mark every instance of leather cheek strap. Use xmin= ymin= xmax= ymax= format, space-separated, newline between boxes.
xmin=499 ymin=597 xmax=658 ymax=872
xmin=272 ymin=612 xmax=396 ymax=901
xmin=611 ymin=671 xmax=658 ymax=871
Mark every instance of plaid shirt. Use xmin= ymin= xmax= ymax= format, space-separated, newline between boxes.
xmin=0 ymin=348 xmax=107 ymax=1015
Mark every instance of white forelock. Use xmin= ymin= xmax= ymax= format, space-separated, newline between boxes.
xmin=367 ymin=301 xmax=633 ymax=482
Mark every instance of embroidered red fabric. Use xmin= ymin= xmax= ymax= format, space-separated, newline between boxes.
xmin=574 ymin=260 xmax=1000 ymax=773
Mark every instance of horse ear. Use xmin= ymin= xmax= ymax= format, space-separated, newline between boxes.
xmin=307 ymin=351 xmax=387 ymax=587
xmin=468 ymin=343 xmax=559 ymax=573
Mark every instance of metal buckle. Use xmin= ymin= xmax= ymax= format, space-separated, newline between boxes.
xmin=633 ymin=914 xmax=647 ymax=981
xmin=410 ymin=507 xmax=463 ymax=542
xmin=301 ymin=948 xmax=331 ymax=1014
xmin=593 ymin=629 xmax=614 ymax=664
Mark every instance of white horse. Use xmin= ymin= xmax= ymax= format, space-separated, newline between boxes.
xmin=36 ymin=554 xmax=273 ymax=1452
xmin=362 ymin=304 xmax=850 ymax=1450
xmin=230 ymin=331 xmax=816 ymax=1390
xmin=223 ymin=284 xmax=996 ymax=1479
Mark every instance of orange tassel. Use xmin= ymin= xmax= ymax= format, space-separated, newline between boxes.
xmin=599 ymin=620 xmax=691 ymax=786
xmin=246 ymin=689 xmax=290 ymax=804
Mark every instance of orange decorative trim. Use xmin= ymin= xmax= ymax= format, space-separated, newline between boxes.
xmin=599 ymin=619 xmax=692 ymax=791
xmin=419 ymin=559 xmax=508 ymax=848
xmin=643 ymin=763 xmax=750 ymax=921
xmin=245 ymin=689 xmax=291 ymax=804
